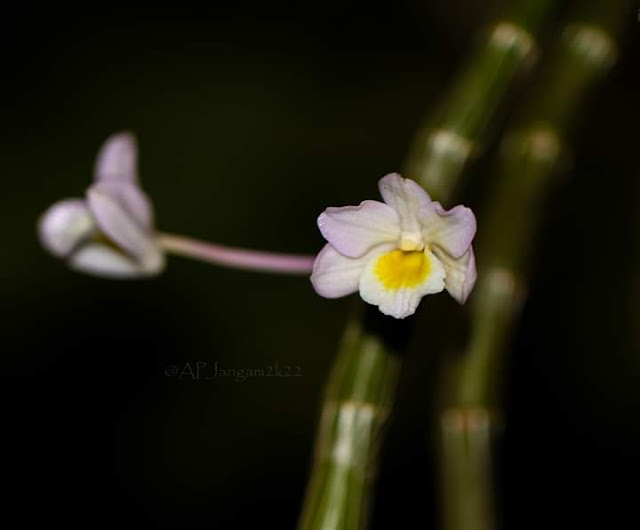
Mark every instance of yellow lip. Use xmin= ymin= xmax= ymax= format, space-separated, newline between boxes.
xmin=374 ymin=249 xmax=431 ymax=290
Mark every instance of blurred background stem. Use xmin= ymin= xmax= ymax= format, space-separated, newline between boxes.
xmin=297 ymin=315 xmax=403 ymax=530
xmin=439 ymin=3 xmax=627 ymax=530
xmin=297 ymin=1 xmax=552 ymax=528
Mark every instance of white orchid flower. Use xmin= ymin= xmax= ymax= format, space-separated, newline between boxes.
xmin=38 ymin=132 xmax=165 ymax=278
xmin=310 ymin=173 xmax=477 ymax=319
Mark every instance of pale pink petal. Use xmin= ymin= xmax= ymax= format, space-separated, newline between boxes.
xmin=71 ymin=241 xmax=164 ymax=278
xmin=94 ymin=132 xmax=138 ymax=183
xmin=378 ymin=173 xmax=432 ymax=231
xmin=432 ymin=246 xmax=477 ymax=304
xmin=359 ymin=247 xmax=445 ymax=319
xmin=89 ymin=180 xmax=154 ymax=230
xmin=70 ymin=243 xmax=145 ymax=278
xmin=317 ymin=200 xmax=400 ymax=258
xmin=38 ymin=199 xmax=96 ymax=257
xmin=86 ymin=185 xmax=156 ymax=261
xmin=419 ymin=202 xmax=476 ymax=259
xmin=310 ymin=243 xmax=393 ymax=299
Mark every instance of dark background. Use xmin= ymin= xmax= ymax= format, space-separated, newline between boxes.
xmin=2 ymin=2 xmax=639 ymax=529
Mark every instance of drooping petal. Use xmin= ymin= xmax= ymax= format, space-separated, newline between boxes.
xmin=38 ymin=199 xmax=97 ymax=258
xmin=69 ymin=243 xmax=144 ymax=278
xmin=86 ymin=185 xmax=156 ymax=261
xmin=378 ymin=173 xmax=431 ymax=236
xmin=311 ymin=243 xmax=393 ymax=299
xmin=317 ymin=200 xmax=400 ymax=258
xmin=94 ymin=132 xmax=138 ymax=183
xmin=419 ymin=202 xmax=476 ymax=259
xmin=432 ymin=246 xmax=477 ymax=304
xmin=89 ymin=180 xmax=154 ymax=230
xmin=359 ymin=247 xmax=445 ymax=319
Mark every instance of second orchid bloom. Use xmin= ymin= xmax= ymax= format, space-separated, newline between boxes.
xmin=39 ymin=133 xmax=165 ymax=278
xmin=311 ymin=173 xmax=477 ymax=319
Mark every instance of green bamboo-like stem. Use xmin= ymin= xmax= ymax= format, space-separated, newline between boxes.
xmin=298 ymin=2 xmax=553 ymax=529
xmin=407 ymin=0 xmax=554 ymax=202
xmin=297 ymin=316 xmax=403 ymax=530
xmin=440 ymin=407 xmax=494 ymax=530
xmin=440 ymin=3 xmax=625 ymax=530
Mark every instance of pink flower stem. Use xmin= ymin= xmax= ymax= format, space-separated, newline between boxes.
xmin=156 ymin=232 xmax=315 ymax=275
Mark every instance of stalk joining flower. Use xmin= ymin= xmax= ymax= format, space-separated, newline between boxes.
xmin=310 ymin=173 xmax=477 ymax=319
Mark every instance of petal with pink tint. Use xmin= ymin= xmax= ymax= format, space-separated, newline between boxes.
xmin=38 ymin=199 xmax=96 ymax=258
xmin=89 ymin=180 xmax=154 ymax=230
xmin=378 ymin=173 xmax=432 ymax=233
xmin=310 ymin=243 xmax=393 ymax=299
xmin=432 ymin=246 xmax=477 ymax=304
xmin=94 ymin=132 xmax=138 ymax=183
xmin=419 ymin=202 xmax=476 ymax=259
xmin=318 ymin=200 xmax=400 ymax=258
xmin=86 ymin=185 xmax=156 ymax=261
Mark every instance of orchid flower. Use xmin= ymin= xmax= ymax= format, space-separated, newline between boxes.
xmin=310 ymin=173 xmax=477 ymax=319
xmin=39 ymin=132 xmax=315 ymax=278
xmin=39 ymin=132 xmax=165 ymax=278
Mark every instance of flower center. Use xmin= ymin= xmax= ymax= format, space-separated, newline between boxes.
xmin=374 ymin=249 xmax=431 ymax=290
